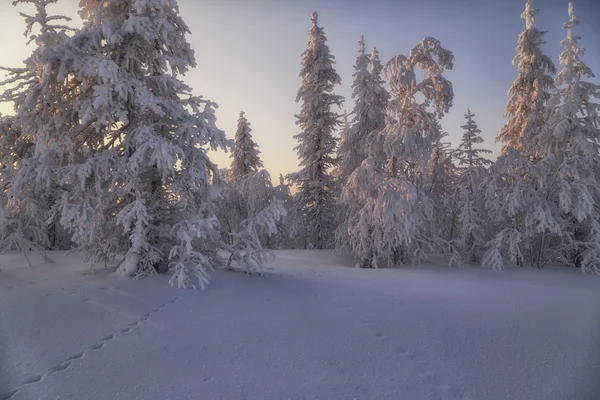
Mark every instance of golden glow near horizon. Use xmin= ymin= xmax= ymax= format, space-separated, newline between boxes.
xmin=0 ymin=0 xmax=302 ymax=180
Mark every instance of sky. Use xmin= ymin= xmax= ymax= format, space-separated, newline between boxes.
xmin=0 ymin=0 xmax=599 ymax=180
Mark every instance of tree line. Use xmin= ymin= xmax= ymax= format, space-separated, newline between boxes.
xmin=280 ymin=2 xmax=599 ymax=273
xmin=0 ymin=0 xmax=598 ymax=289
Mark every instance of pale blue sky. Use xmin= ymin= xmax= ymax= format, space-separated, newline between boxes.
xmin=1 ymin=0 xmax=598 ymax=179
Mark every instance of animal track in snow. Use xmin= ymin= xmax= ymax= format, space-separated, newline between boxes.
xmin=67 ymin=352 xmax=84 ymax=361
xmin=51 ymin=363 xmax=71 ymax=372
xmin=1 ymin=291 xmax=193 ymax=399
xmin=0 ymin=390 xmax=18 ymax=400
xmin=21 ymin=374 xmax=43 ymax=384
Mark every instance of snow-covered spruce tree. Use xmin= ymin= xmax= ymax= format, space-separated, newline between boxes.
xmin=540 ymin=2 xmax=600 ymax=274
xmin=332 ymin=111 xmax=350 ymax=251
xmin=218 ymin=113 xmax=286 ymax=255
xmin=369 ymin=47 xmax=390 ymax=128
xmin=540 ymin=1 xmax=600 ymax=159
xmin=230 ymin=111 xmax=263 ymax=181
xmin=216 ymin=168 xmax=245 ymax=244
xmin=531 ymin=2 xmax=600 ymax=272
xmin=269 ymin=174 xmax=296 ymax=249
xmin=343 ymin=38 xmax=460 ymax=268
xmin=335 ymin=37 xmax=390 ymax=255
xmin=483 ymin=2 xmax=600 ymax=273
xmin=219 ymin=112 xmax=264 ymax=239
xmin=481 ymin=148 xmax=538 ymax=270
xmin=337 ymin=36 xmax=389 ymax=185
xmin=5 ymin=0 xmax=242 ymax=288
xmin=496 ymin=0 xmax=556 ymax=157
xmin=455 ymin=110 xmax=492 ymax=170
xmin=225 ymin=198 xmax=286 ymax=275
xmin=333 ymin=111 xmax=349 ymax=181
xmin=238 ymin=170 xmax=277 ymax=240
xmin=454 ymin=110 xmax=492 ymax=262
xmin=429 ymin=132 xmax=458 ymax=243
xmin=0 ymin=0 xmax=74 ymax=261
xmin=214 ymin=167 xmax=286 ymax=273
xmin=223 ymin=168 xmax=286 ymax=274
xmin=292 ymin=11 xmax=344 ymax=250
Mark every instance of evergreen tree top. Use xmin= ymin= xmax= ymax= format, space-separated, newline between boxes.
xmin=296 ymin=10 xmax=342 ymax=101
xmin=337 ymin=36 xmax=389 ymax=185
xmin=0 ymin=0 xmax=73 ymax=108
xmin=522 ymin=0 xmax=536 ymax=30
xmin=370 ymin=47 xmax=384 ymax=77
xmin=13 ymin=0 xmax=73 ymax=44
xmin=497 ymin=0 xmax=556 ymax=156
xmin=557 ymin=1 xmax=595 ymax=84
xmin=231 ymin=111 xmax=263 ymax=180
xmin=358 ymin=35 xmax=366 ymax=56
xmin=456 ymin=109 xmax=492 ymax=169
xmin=538 ymin=1 xmax=600 ymax=158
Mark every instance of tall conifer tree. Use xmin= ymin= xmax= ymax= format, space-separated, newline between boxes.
xmin=292 ymin=12 xmax=344 ymax=250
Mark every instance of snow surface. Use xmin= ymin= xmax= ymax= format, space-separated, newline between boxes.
xmin=1 ymin=250 xmax=599 ymax=400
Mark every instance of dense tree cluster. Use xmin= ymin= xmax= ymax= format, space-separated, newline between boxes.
xmin=1 ymin=0 xmax=598 ymax=287
xmin=0 ymin=0 xmax=283 ymax=288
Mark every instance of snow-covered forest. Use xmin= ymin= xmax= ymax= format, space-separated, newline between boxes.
xmin=1 ymin=1 xmax=599 ymax=399
xmin=1 ymin=0 xmax=599 ymax=283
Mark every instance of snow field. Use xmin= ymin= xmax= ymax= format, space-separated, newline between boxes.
xmin=1 ymin=250 xmax=599 ymax=400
